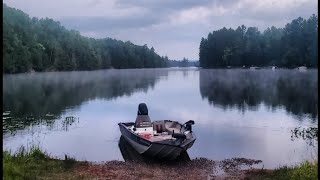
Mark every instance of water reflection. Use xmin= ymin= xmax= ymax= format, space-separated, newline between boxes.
xmin=62 ymin=116 xmax=79 ymax=132
xmin=3 ymin=111 xmax=57 ymax=135
xmin=3 ymin=69 xmax=168 ymax=134
xmin=4 ymin=69 xmax=317 ymax=134
xmin=199 ymin=69 xmax=318 ymax=121
xmin=2 ymin=68 xmax=318 ymax=168
xmin=291 ymin=127 xmax=318 ymax=147
xmin=118 ymin=136 xmax=190 ymax=163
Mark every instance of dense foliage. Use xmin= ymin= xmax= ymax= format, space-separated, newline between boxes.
xmin=199 ymin=15 xmax=318 ymax=68
xmin=3 ymin=4 xmax=168 ymax=73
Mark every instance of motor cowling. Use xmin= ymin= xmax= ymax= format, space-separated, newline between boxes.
xmin=137 ymin=103 xmax=148 ymax=115
xmin=135 ymin=103 xmax=152 ymax=128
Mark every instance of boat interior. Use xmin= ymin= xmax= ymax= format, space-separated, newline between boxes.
xmin=124 ymin=103 xmax=194 ymax=142
xmin=126 ymin=119 xmax=193 ymax=142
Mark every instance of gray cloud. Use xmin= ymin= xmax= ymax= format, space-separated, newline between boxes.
xmin=59 ymin=14 xmax=166 ymax=31
xmin=233 ymin=0 xmax=318 ymax=29
xmin=116 ymin=0 xmax=239 ymax=10
xmin=116 ymin=0 xmax=212 ymax=10
xmin=87 ymin=0 xmax=103 ymax=7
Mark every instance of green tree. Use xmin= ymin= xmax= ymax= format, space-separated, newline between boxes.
xmin=3 ymin=4 xmax=169 ymax=74
xmin=199 ymin=15 xmax=318 ymax=68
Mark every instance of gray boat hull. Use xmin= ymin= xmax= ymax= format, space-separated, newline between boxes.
xmin=118 ymin=122 xmax=196 ymax=160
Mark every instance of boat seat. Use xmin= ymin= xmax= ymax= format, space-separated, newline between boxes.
xmin=165 ymin=121 xmax=182 ymax=134
xmin=153 ymin=121 xmax=166 ymax=133
xmin=155 ymin=124 xmax=164 ymax=133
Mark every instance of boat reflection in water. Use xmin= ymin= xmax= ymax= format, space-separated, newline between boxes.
xmin=118 ymin=136 xmax=191 ymax=163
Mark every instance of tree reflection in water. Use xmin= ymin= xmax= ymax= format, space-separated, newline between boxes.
xmin=3 ymin=69 xmax=169 ymax=134
xmin=199 ymin=69 xmax=318 ymax=122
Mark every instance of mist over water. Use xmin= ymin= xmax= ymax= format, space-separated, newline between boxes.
xmin=3 ymin=68 xmax=318 ymax=168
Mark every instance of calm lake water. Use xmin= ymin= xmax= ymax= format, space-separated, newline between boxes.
xmin=3 ymin=68 xmax=318 ymax=168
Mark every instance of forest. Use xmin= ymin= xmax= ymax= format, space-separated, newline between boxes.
xmin=199 ymin=15 xmax=318 ymax=68
xmin=3 ymin=4 xmax=169 ymax=74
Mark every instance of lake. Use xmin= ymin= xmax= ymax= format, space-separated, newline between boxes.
xmin=3 ymin=68 xmax=318 ymax=168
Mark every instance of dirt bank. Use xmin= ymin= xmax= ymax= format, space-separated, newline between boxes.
xmin=5 ymin=147 xmax=316 ymax=180
xmin=73 ymin=157 xmax=264 ymax=180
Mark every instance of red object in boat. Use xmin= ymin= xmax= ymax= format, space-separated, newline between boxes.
xmin=139 ymin=133 xmax=152 ymax=139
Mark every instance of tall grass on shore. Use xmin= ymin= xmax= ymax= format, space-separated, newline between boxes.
xmin=246 ymin=160 xmax=318 ymax=180
xmin=3 ymin=145 xmax=76 ymax=180
xmin=274 ymin=160 xmax=318 ymax=180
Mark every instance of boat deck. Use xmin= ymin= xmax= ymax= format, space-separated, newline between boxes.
xmin=124 ymin=121 xmax=184 ymax=142
xmin=148 ymin=134 xmax=174 ymax=142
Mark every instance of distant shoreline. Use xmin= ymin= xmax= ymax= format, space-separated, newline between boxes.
xmin=3 ymin=66 xmax=318 ymax=75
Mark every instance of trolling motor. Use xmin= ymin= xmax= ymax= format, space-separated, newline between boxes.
xmin=172 ymin=120 xmax=195 ymax=140
xmin=183 ymin=120 xmax=195 ymax=132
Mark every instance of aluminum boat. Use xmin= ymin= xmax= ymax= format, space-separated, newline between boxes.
xmin=118 ymin=103 xmax=196 ymax=160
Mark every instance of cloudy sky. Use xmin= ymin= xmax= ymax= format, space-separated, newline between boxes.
xmin=4 ymin=0 xmax=317 ymax=60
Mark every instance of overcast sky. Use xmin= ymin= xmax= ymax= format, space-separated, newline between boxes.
xmin=4 ymin=0 xmax=317 ymax=60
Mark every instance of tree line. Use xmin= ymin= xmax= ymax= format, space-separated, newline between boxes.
xmin=199 ymin=15 xmax=318 ymax=68
xmin=167 ymin=58 xmax=199 ymax=67
xmin=3 ymin=4 xmax=168 ymax=74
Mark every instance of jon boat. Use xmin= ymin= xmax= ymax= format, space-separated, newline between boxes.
xmin=118 ymin=136 xmax=191 ymax=163
xmin=118 ymin=103 xmax=196 ymax=160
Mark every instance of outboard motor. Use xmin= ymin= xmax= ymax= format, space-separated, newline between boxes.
xmin=135 ymin=103 xmax=152 ymax=128
xmin=137 ymin=103 xmax=148 ymax=115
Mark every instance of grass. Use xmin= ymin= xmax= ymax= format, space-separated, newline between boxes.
xmin=245 ymin=160 xmax=318 ymax=180
xmin=3 ymin=145 xmax=78 ymax=180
